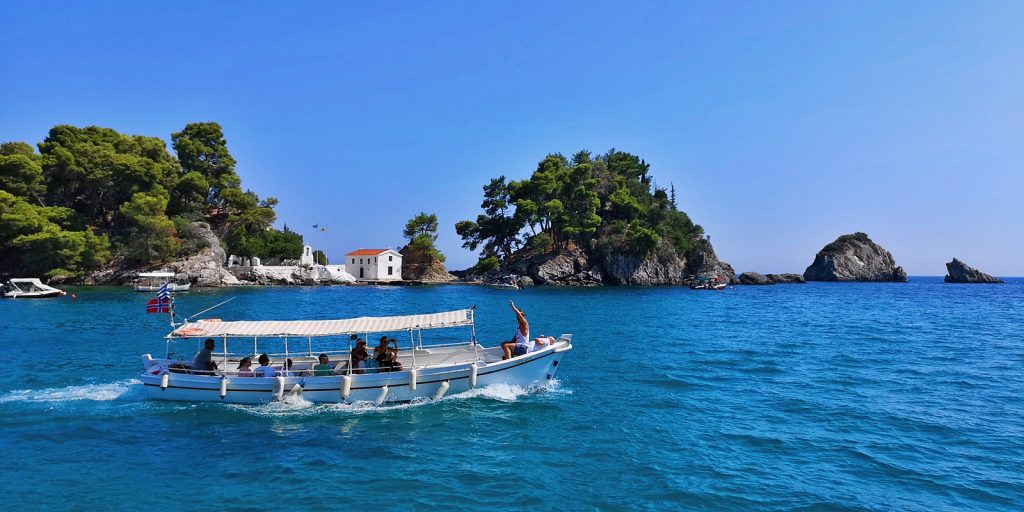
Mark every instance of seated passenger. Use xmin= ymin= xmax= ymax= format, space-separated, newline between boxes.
xmin=279 ymin=358 xmax=295 ymax=377
xmin=350 ymin=342 xmax=369 ymax=374
xmin=313 ymin=354 xmax=334 ymax=376
xmin=531 ymin=335 xmax=557 ymax=352
xmin=192 ymin=338 xmax=219 ymax=374
xmin=373 ymin=336 xmax=391 ymax=362
xmin=501 ymin=300 xmax=531 ymax=359
xmin=375 ymin=337 xmax=401 ymax=372
xmin=236 ymin=356 xmax=254 ymax=377
xmin=254 ymin=354 xmax=277 ymax=378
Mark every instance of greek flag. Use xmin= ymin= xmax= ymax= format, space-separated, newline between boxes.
xmin=157 ymin=282 xmax=170 ymax=299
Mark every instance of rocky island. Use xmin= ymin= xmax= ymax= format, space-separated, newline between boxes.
xmin=453 ymin=149 xmax=735 ymax=286
xmin=804 ymin=232 xmax=908 ymax=282
xmin=944 ymin=258 xmax=1003 ymax=283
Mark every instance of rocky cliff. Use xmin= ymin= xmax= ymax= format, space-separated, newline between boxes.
xmin=166 ymin=222 xmax=238 ymax=286
xmin=944 ymin=258 xmax=1003 ymax=283
xmin=803 ymin=232 xmax=908 ymax=282
xmin=503 ymin=239 xmax=736 ymax=286
xmin=86 ymin=222 xmax=238 ymax=286
xmin=400 ymin=245 xmax=455 ymax=282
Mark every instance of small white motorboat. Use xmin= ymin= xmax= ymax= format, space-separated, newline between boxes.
xmin=140 ymin=308 xmax=572 ymax=405
xmin=489 ymin=275 xmax=521 ymax=290
xmin=690 ymin=276 xmax=727 ymax=290
xmin=1 ymin=278 xmax=67 ymax=298
xmin=134 ymin=272 xmax=191 ymax=292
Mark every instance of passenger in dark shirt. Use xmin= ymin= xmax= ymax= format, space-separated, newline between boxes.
xmin=191 ymin=338 xmax=218 ymax=374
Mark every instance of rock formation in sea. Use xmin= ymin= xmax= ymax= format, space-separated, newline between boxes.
xmin=766 ymin=273 xmax=805 ymax=284
xmin=738 ymin=272 xmax=806 ymax=285
xmin=508 ymin=245 xmax=603 ymax=286
xmin=400 ymin=245 xmax=455 ymax=282
xmin=504 ymin=240 xmax=736 ymax=286
xmin=803 ymin=232 xmax=908 ymax=282
xmin=944 ymin=258 xmax=1003 ymax=283
xmin=739 ymin=272 xmax=772 ymax=285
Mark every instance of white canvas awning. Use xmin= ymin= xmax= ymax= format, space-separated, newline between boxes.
xmin=170 ymin=309 xmax=473 ymax=338
xmin=139 ymin=272 xmax=175 ymax=278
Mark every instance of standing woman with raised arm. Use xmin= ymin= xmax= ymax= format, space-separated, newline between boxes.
xmin=501 ymin=300 xmax=532 ymax=359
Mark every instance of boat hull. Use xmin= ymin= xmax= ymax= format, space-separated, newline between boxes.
xmin=140 ymin=344 xmax=569 ymax=405
xmin=135 ymin=283 xmax=191 ymax=292
xmin=2 ymin=290 xmax=65 ymax=298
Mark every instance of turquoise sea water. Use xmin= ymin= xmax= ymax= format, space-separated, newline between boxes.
xmin=1 ymin=278 xmax=1022 ymax=511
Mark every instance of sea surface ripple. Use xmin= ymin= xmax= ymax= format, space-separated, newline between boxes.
xmin=0 ymin=277 xmax=1022 ymax=511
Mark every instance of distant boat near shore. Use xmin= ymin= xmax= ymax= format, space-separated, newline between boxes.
xmin=1 ymin=278 xmax=67 ymax=299
xmin=134 ymin=272 xmax=191 ymax=292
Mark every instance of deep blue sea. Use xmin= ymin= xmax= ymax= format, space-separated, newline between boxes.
xmin=1 ymin=278 xmax=1022 ymax=511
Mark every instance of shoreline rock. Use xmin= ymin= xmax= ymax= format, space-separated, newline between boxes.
xmin=400 ymin=244 xmax=456 ymax=282
xmin=229 ymin=264 xmax=355 ymax=285
xmin=766 ymin=273 xmax=805 ymax=284
xmin=739 ymin=272 xmax=772 ymax=285
xmin=804 ymin=232 xmax=908 ymax=282
xmin=738 ymin=272 xmax=806 ymax=285
xmin=944 ymin=258 xmax=1003 ymax=284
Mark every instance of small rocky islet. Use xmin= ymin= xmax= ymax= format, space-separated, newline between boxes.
xmin=802 ymin=232 xmax=908 ymax=282
xmin=944 ymin=258 xmax=1003 ymax=284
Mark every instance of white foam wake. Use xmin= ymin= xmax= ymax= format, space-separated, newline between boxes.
xmin=0 ymin=379 xmax=143 ymax=403
xmin=232 ymin=379 xmax=569 ymax=417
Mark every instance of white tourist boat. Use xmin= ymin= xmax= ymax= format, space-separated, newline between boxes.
xmin=0 ymin=278 xmax=67 ymax=298
xmin=140 ymin=308 xmax=572 ymax=405
xmin=134 ymin=271 xmax=191 ymax=292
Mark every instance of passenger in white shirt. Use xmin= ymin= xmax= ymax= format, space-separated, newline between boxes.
xmin=501 ymin=300 xmax=530 ymax=359
xmin=531 ymin=335 xmax=557 ymax=352
xmin=254 ymin=353 xmax=278 ymax=378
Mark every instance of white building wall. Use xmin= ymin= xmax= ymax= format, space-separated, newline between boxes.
xmin=347 ymin=250 xmax=402 ymax=281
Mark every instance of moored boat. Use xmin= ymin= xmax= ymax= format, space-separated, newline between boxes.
xmin=134 ymin=272 xmax=191 ymax=292
xmin=140 ymin=308 xmax=572 ymax=405
xmin=689 ymin=276 xmax=727 ymax=290
xmin=1 ymin=278 xmax=67 ymax=298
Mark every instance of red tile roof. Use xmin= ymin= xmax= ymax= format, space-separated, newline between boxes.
xmin=345 ymin=249 xmax=390 ymax=256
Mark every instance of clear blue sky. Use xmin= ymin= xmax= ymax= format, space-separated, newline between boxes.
xmin=2 ymin=1 xmax=1022 ymax=275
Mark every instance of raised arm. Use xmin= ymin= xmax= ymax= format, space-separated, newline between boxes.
xmin=510 ymin=300 xmax=528 ymax=335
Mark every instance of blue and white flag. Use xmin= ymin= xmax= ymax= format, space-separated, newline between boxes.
xmin=157 ymin=282 xmax=170 ymax=300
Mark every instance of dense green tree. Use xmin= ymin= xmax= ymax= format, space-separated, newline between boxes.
xmin=312 ymin=250 xmax=328 ymax=265
xmin=554 ymin=162 xmax=601 ymax=242
xmin=38 ymin=125 xmax=179 ymax=225
xmin=119 ymin=187 xmax=180 ymax=264
xmin=263 ymin=225 xmax=303 ymax=260
xmin=171 ymin=122 xmax=240 ymax=206
xmin=404 ymin=212 xmax=439 ymax=241
xmin=458 ymin=148 xmax=707 ymax=267
xmin=1 ymin=122 xmax=299 ymax=277
xmin=0 ymin=143 xmax=45 ymax=204
xmin=455 ymin=177 xmax=523 ymax=262
xmin=402 ymin=212 xmax=446 ymax=263
xmin=0 ymin=191 xmax=110 ymax=277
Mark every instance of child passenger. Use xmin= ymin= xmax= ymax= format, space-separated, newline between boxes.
xmin=313 ymin=354 xmax=334 ymax=376
xmin=236 ymin=356 xmax=254 ymax=377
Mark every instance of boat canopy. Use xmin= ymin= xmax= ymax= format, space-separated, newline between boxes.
xmin=139 ymin=272 xmax=175 ymax=278
xmin=10 ymin=278 xmax=48 ymax=285
xmin=170 ymin=309 xmax=474 ymax=338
